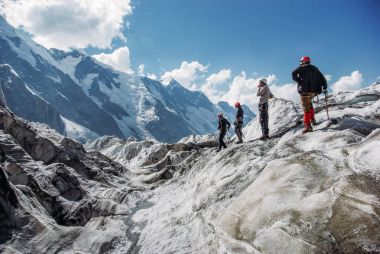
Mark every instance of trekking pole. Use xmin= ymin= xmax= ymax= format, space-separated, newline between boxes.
xmin=324 ymin=91 xmax=330 ymax=119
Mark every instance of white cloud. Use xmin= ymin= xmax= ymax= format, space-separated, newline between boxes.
xmin=159 ymin=63 xmax=298 ymax=113
xmin=331 ymin=70 xmax=363 ymax=93
xmin=269 ymin=83 xmax=299 ymax=103
xmin=160 ymin=61 xmax=208 ymax=89
xmin=0 ymin=0 xmax=132 ymax=49
xmin=147 ymin=73 xmax=158 ymax=80
xmin=93 ymin=46 xmax=133 ymax=74
xmin=137 ymin=64 xmax=145 ymax=76
xmin=218 ymin=72 xmax=277 ymax=112
xmin=206 ymin=69 xmax=231 ymax=86
xmin=324 ymin=74 xmax=332 ymax=82
xmin=200 ymin=69 xmax=231 ymax=102
xmin=136 ymin=64 xmax=157 ymax=80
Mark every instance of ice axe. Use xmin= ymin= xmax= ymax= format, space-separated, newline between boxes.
xmin=324 ymin=91 xmax=330 ymax=119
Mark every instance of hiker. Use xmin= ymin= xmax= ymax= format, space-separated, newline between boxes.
xmin=257 ymin=78 xmax=273 ymax=140
xmin=234 ymin=102 xmax=244 ymax=144
xmin=292 ymin=56 xmax=327 ymax=134
xmin=217 ymin=112 xmax=231 ymax=152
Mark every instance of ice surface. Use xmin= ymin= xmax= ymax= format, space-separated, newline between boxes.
xmin=85 ymin=84 xmax=380 ymax=253
xmin=1 ymin=83 xmax=379 ymax=253
xmin=243 ymin=98 xmax=301 ymax=140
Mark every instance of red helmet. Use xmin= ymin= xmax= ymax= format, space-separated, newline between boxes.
xmin=300 ymin=56 xmax=311 ymax=64
xmin=234 ymin=102 xmax=241 ymax=108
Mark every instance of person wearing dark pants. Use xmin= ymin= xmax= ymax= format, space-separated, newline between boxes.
xmin=234 ymin=101 xmax=244 ymax=144
xmin=259 ymin=102 xmax=269 ymax=138
xmin=257 ymin=78 xmax=273 ymax=140
xmin=217 ymin=112 xmax=230 ymax=152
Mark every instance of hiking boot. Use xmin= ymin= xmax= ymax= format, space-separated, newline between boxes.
xmin=235 ymin=140 xmax=243 ymax=144
xmin=216 ymin=148 xmax=221 ymax=152
xmin=260 ymin=134 xmax=269 ymax=140
xmin=302 ymin=125 xmax=313 ymax=134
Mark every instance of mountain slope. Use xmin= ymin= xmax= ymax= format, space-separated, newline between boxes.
xmin=0 ymin=64 xmax=65 ymax=132
xmin=0 ymin=16 xmax=254 ymax=143
xmin=0 ymin=16 xmax=124 ymax=138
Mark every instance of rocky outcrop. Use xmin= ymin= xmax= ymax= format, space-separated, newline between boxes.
xmin=0 ymin=165 xmax=18 ymax=243
xmin=0 ymin=107 xmax=138 ymax=253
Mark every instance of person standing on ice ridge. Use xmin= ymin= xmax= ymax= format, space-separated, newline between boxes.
xmin=234 ymin=101 xmax=244 ymax=144
xmin=292 ymin=56 xmax=327 ymax=134
xmin=217 ymin=112 xmax=230 ymax=152
xmin=257 ymin=78 xmax=273 ymax=140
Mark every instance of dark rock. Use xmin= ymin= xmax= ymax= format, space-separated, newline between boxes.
xmin=332 ymin=116 xmax=380 ymax=136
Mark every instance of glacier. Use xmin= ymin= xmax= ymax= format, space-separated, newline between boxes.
xmin=0 ymin=83 xmax=379 ymax=254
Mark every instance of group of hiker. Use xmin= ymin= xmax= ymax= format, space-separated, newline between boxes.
xmin=217 ymin=56 xmax=328 ymax=152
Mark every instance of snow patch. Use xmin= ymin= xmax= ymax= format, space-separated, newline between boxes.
xmin=61 ymin=116 xmax=100 ymax=143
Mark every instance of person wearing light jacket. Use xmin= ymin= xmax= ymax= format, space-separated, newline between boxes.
xmin=257 ymin=78 xmax=274 ymax=140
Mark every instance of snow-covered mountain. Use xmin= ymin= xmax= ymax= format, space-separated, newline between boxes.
xmin=1 ymin=83 xmax=379 ymax=253
xmin=0 ymin=16 xmax=254 ymax=143
xmin=0 ymin=64 xmax=65 ymax=132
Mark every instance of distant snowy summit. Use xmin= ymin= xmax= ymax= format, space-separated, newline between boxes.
xmin=0 ymin=16 xmax=254 ymax=143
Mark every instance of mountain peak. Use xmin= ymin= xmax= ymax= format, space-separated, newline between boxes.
xmin=217 ymin=101 xmax=230 ymax=107
xmin=0 ymin=15 xmax=16 ymax=35
xmin=168 ymin=79 xmax=183 ymax=88
xmin=50 ymin=48 xmax=85 ymax=60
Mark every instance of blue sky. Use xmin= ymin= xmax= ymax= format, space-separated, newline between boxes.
xmin=1 ymin=0 xmax=380 ymax=108
xmin=94 ymin=0 xmax=380 ymax=84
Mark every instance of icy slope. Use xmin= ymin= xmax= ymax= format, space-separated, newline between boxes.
xmin=242 ymin=82 xmax=380 ymax=140
xmin=1 ymin=84 xmax=379 ymax=254
xmin=86 ymin=84 xmax=380 ymax=253
xmin=243 ymin=97 xmax=301 ymax=140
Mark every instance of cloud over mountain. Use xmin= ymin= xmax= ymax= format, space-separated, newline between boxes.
xmin=0 ymin=0 xmax=132 ymax=49
xmin=332 ymin=70 xmax=363 ymax=93
xmin=93 ymin=46 xmax=133 ymax=74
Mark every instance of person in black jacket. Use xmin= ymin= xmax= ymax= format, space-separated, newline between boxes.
xmin=217 ymin=112 xmax=231 ymax=152
xmin=292 ymin=56 xmax=327 ymax=134
xmin=234 ymin=102 xmax=244 ymax=144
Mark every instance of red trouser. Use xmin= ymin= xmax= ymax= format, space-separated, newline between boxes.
xmin=301 ymin=93 xmax=316 ymax=126
xmin=304 ymin=107 xmax=315 ymax=126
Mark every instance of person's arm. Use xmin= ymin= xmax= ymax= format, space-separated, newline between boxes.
xmin=257 ymin=86 xmax=266 ymax=96
xmin=269 ymin=90 xmax=274 ymax=99
xmin=226 ymin=119 xmax=231 ymax=129
xmin=236 ymin=108 xmax=243 ymax=118
xmin=292 ymin=68 xmax=301 ymax=82
xmin=320 ymin=71 xmax=327 ymax=91
xmin=218 ymin=119 xmax=221 ymax=129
